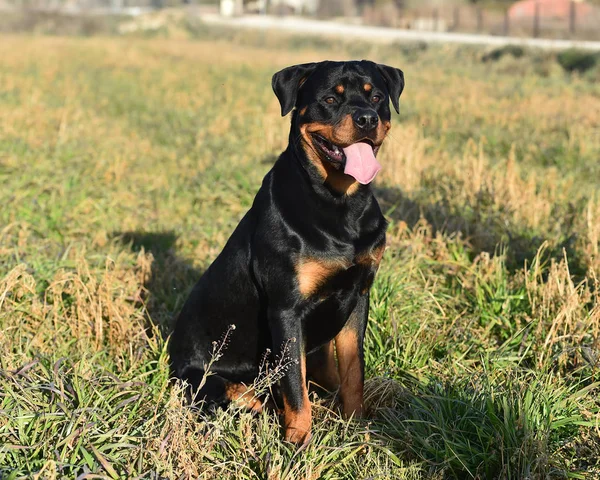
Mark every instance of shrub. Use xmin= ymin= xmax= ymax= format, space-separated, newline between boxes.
xmin=557 ymin=49 xmax=598 ymax=73
xmin=482 ymin=44 xmax=525 ymax=62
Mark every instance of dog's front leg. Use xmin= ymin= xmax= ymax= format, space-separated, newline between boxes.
xmin=335 ymin=293 xmax=369 ymax=418
xmin=269 ymin=308 xmax=311 ymax=445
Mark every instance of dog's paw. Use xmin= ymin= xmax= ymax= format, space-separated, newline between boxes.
xmin=284 ymin=426 xmax=312 ymax=446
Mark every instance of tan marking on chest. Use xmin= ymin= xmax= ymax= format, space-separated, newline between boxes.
xmin=296 ymin=258 xmax=349 ymax=297
xmin=326 ymin=173 xmax=360 ymax=196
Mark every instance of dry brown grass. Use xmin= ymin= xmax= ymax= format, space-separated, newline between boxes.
xmin=0 ymin=32 xmax=598 ymax=478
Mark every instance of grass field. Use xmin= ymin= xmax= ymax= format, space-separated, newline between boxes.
xmin=1 ymin=28 xmax=599 ymax=479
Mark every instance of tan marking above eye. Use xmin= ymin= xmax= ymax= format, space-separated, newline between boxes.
xmin=363 ymin=83 xmax=372 ymax=92
xmin=335 ymin=84 xmax=345 ymax=94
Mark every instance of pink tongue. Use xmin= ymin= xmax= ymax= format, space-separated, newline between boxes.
xmin=342 ymin=142 xmax=381 ymax=185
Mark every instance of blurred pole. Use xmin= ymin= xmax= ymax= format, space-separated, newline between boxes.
xmin=453 ymin=6 xmax=460 ymax=31
xmin=476 ymin=7 xmax=483 ymax=33
xmin=504 ymin=9 xmax=510 ymax=36
xmin=221 ymin=0 xmax=242 ymax=16
xmin=533 ymin=1 xmax=540 ymax=38
xmin=569 ymin=0 xmax=576 ymax=36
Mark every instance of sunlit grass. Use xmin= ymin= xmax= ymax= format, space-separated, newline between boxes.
xmin=0 ymin=31 xmax=599 ymax=478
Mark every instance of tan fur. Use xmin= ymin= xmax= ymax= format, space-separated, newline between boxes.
xmin=356 ymin=242 xmax=385 ymax=267
xmin=327 ymin=173 xmax=360 ymax=196
xmin=335 ymin=84 xmax=345 ymax=94
xmin=224 ymin=383 xmax=263 ymax=412
xmin=299 ymin=123 xmax=329 ymax=180
xmin=296 ymin=258 xmax=348 ymax=297
xmin=283 ymin=352 xmax=311 ymax=444
xmin=299 ymin=106 xmax=307 ymax=116
xmin=363 ymin=83 xmax=372 ymax=92
xmin=335 ymin=326 xmax=364 ymax=418
xmin=299 ymin=114 xmax=390 ymax=195
xmin=307 ymin=340 xmax=340 ymax=391
xmin=300 ymin=115 xmax=368 ymax=195
xmin=383 ymin=120 xmax=391 ymax=134
xmin=356 ymin=242 xmax=386 ymax=294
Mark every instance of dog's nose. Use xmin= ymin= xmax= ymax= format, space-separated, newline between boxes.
xmin=352 ymin=109 xmax=379 ymax=131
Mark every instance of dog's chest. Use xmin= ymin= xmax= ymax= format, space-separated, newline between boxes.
xmin=295 ymin=242 xmax=385 ymax=299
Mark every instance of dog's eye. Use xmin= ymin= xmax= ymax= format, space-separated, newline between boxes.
xmin=324 ymin=96 xmax=337 ymax=105
xmin=371 ymin=95 xmax=382 ymax=103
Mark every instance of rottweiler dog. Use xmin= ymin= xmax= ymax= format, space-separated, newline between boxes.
xmin=170 ymin=60 xmax=404 ymax=444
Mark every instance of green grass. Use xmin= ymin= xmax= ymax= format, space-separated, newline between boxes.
xmin=0 ymin=29 xmax=599 ymax=479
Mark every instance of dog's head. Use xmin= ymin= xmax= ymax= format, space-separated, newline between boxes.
xmin=272 ymin=60 xmax=404 ymax=193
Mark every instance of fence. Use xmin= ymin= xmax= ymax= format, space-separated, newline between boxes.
xmin=2 ymin=0 xmax=600 ymax=42
xmin=362 ymin=2 xmax=600 ymax=41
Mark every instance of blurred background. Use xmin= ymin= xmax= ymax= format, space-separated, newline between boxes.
xmin=1 ymin=0 xmax=600 ymax=41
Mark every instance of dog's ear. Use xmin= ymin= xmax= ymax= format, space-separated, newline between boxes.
xmin=375 ymin=63 xmax=404 ymax=114
xmin=272 ymin=63 xmax=319 ymax=116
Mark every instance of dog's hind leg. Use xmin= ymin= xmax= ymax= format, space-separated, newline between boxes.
xmin=335 ymin=294 xmax=369 ymax=418
xmin=307 ymin=341 xmax=340 ymax=393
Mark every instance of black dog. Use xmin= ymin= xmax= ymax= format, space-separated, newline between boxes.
xmin=170 ymin=60 xmax=404 ymax=444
